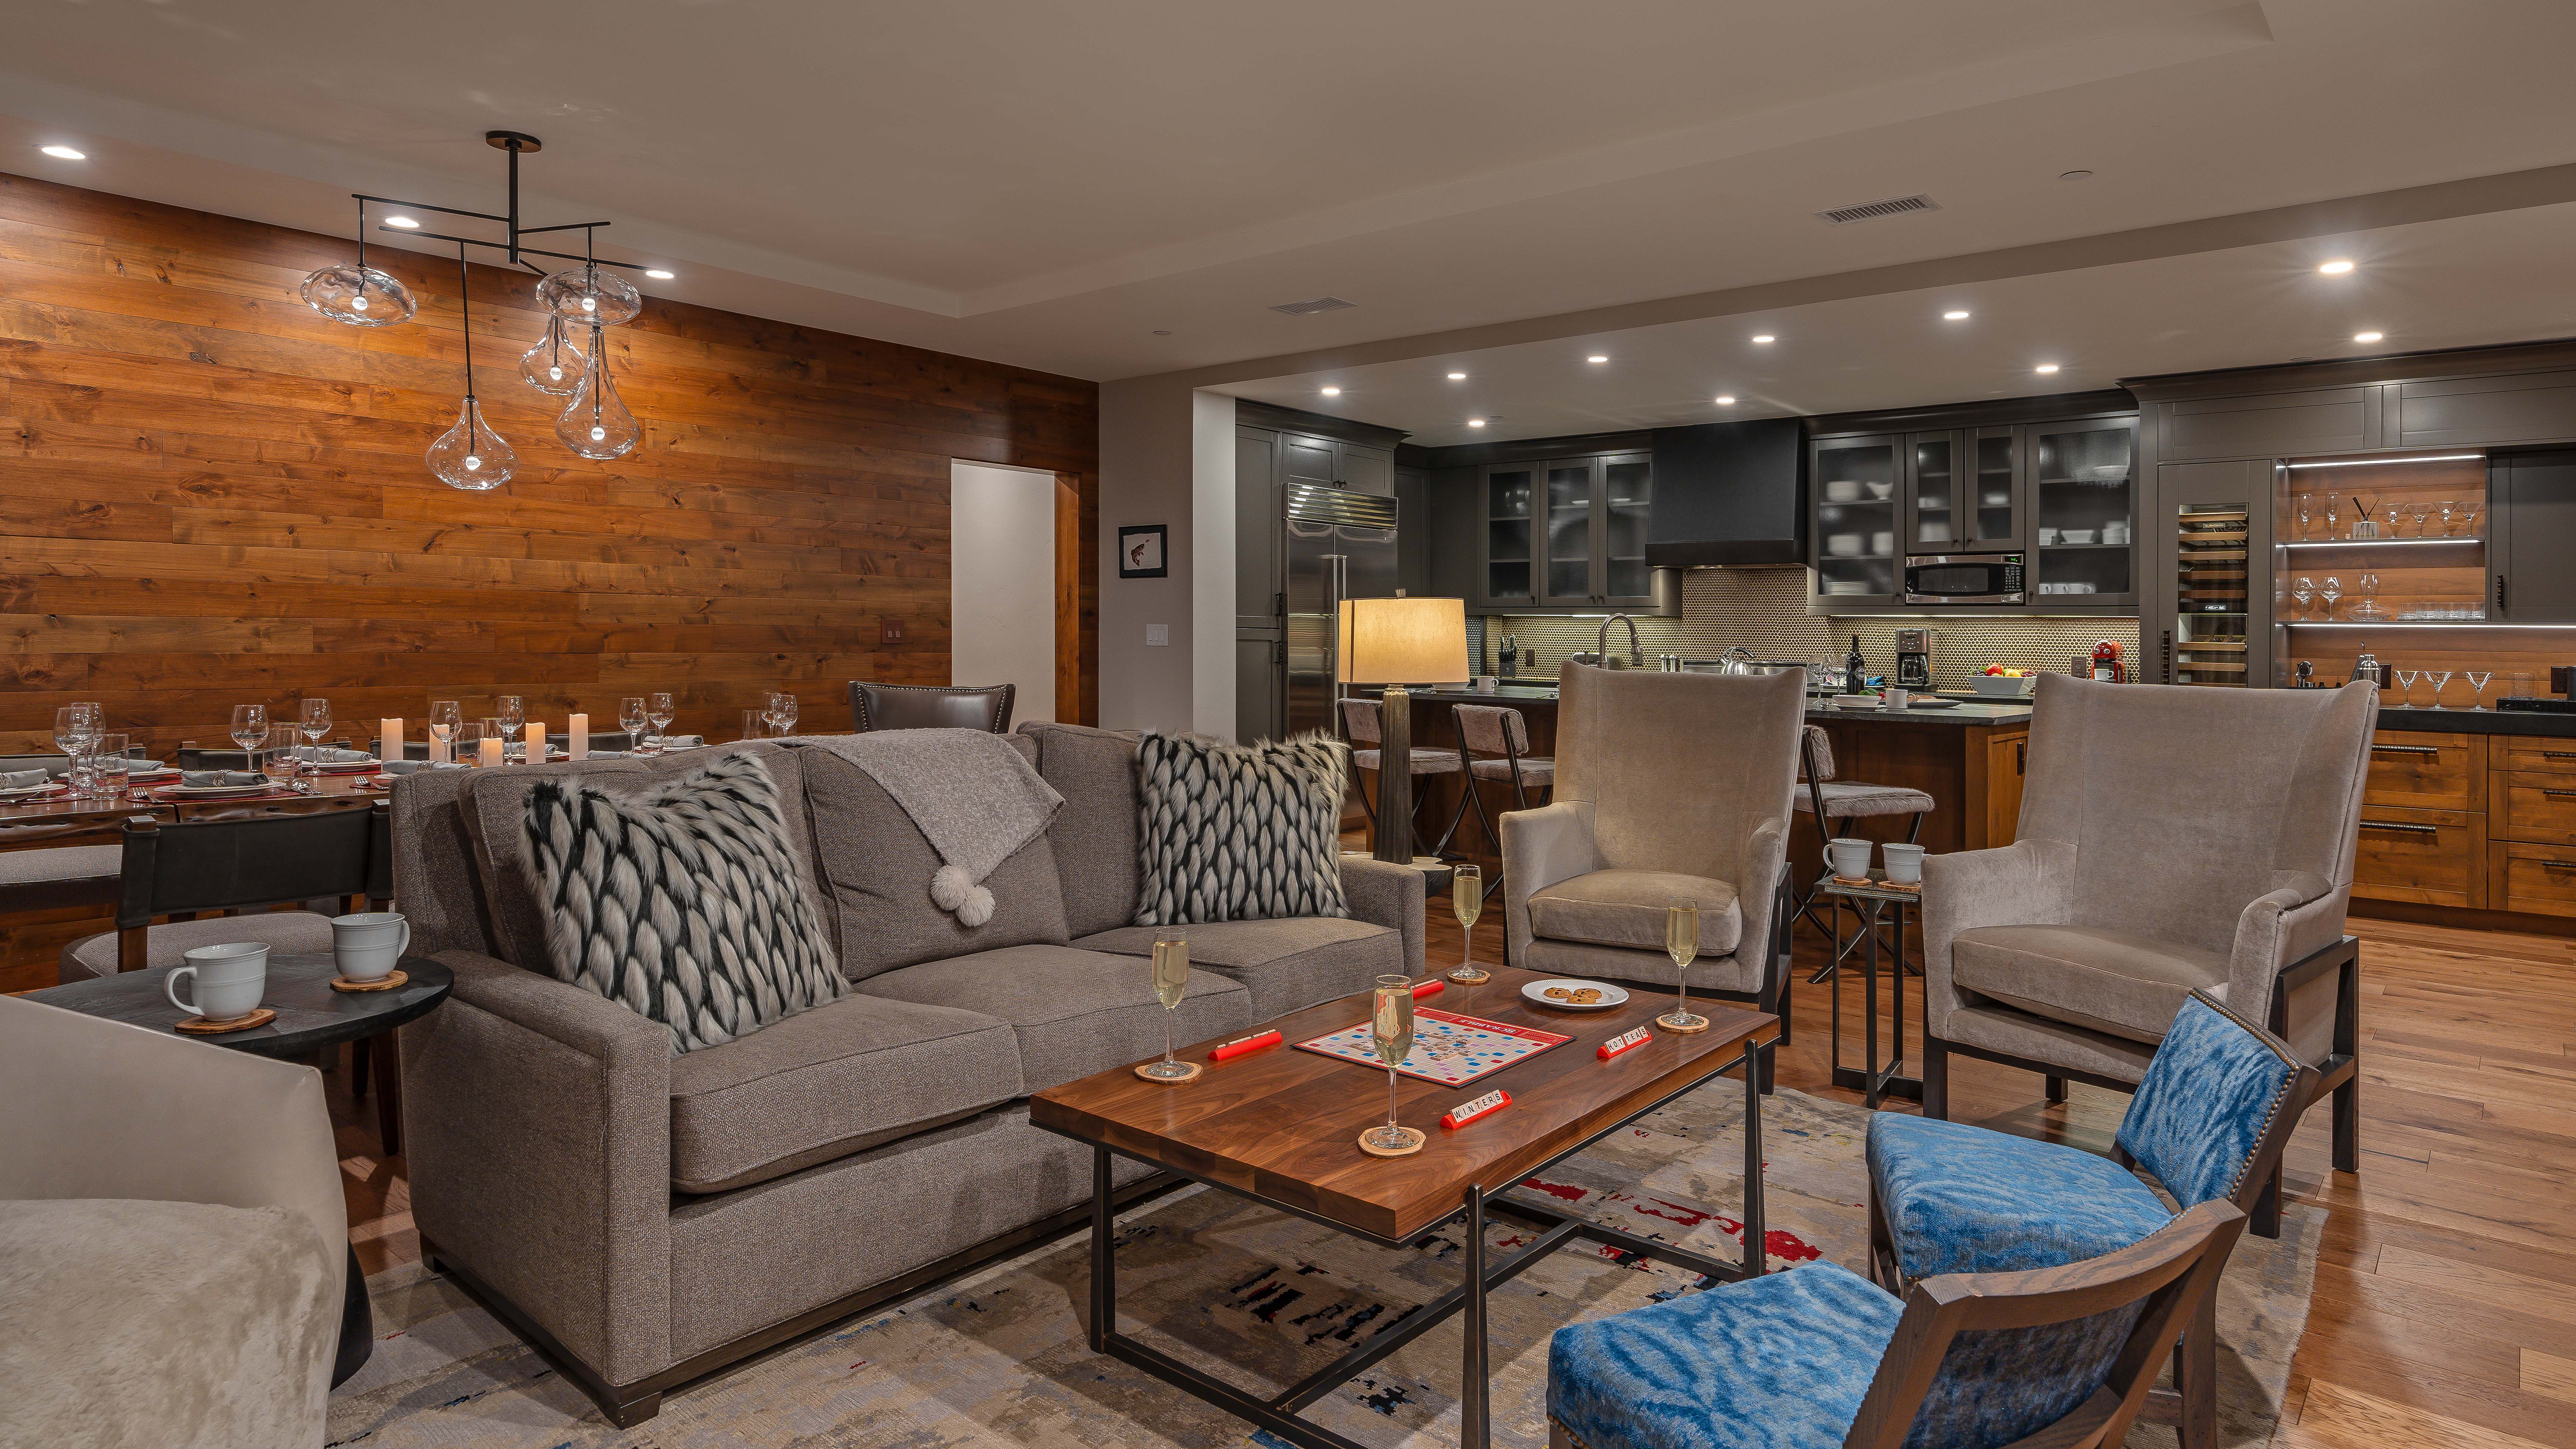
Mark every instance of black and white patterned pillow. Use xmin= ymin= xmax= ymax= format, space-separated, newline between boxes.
xmin=523 ymin=752 xmax=846 ymax=1054
xmin=1134 ymin=732 xmax=1351 ymax=925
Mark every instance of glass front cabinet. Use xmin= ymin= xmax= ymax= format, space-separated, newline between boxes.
xmin=1477 ymin=451 xmax=1654 ymax=610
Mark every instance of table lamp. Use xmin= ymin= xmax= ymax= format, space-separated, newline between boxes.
xmin=1338 ymin=596 xmax=1469 ymax=865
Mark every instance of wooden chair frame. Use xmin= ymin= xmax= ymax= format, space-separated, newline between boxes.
xmin=1436 ymin=703 xmax=1550 ymax=885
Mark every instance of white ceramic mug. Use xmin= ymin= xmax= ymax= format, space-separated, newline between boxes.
xmin=1883 ymin=842 xmax=1927 ymax=885
xmin=331 ymin=912 xmax=411 ymax=982
xmin=1883 ymin=686 xmax=1910 ymax=711
xmin=167 ymin=942 xmax=268 ymax=1022
xmin=1827 ymin=837 xmax=1874 ymax=880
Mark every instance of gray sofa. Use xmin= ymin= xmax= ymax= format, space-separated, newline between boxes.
xmin=391 ymin=722 xmax=1424 ymax=1426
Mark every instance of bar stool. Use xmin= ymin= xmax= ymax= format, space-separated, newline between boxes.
xmin=1794 ymin=725 xmax=1932 ymax=982
xmin=1444 ymin=703 xmax=1552 ymax=888
xmin=1338 ymin=698 xmax=1465 ymax=856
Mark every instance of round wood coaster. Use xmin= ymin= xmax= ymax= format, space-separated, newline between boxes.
xmin=1445 ymin=965 xmax=1491 ymax=985
xmin=330 ymin=969 xmax=409 ymax=993
xmin=1358 ymin=1125 xmax=1427 ymax=1158
xmin=1135 ymin=1059 xmax=1203 ymax=1084
xmin=175 ymin=1007 xmax=276 ymax=1035
xmin=1657 ymin=1010 xmax=1712 ymax=1034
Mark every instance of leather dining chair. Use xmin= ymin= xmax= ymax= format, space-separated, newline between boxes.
xmin=848 ymin=680 xmax=1016 ymax=733
xmin=0 ymin=748 xmax=152 ymax=924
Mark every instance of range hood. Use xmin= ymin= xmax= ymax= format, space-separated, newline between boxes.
xmin=1647 ymin=418 xmax=1806 ymax=566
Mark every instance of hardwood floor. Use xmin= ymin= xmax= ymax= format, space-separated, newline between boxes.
xmin=328 ymin=910 xmax=2576 ymax=1446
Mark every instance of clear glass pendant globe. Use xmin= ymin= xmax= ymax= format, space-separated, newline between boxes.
xmin=301 ymin=263 xmax=417 ymax=327
xmin=426 ymin=397 xmax=516 ymax=490
xmin=517 ymin=314 xmax=589 ymax=396
xmin=536 ymin=265 xmax=642 ymax=327
xmin=556 ymin=339 xmax=640 ymax=459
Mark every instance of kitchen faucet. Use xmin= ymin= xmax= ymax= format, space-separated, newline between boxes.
xmin=1596 ymin=614 xmax=1643 ymax=669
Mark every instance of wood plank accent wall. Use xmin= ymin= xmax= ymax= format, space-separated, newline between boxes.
xmin=0 ymin=172 xmax=1098 ymax=757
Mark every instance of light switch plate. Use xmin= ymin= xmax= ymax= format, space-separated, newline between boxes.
xmin=1147 ymin=624 xmax=1169 ymax=647
xmin=880 ymin=619 xmax=904 ymax=645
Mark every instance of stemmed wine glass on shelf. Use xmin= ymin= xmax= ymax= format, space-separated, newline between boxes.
xmin=2290 ymin=577 xmax=2314 ymax=621
xmin=1360 ymin=974 xmax=1425 ymax=1156
xmin=2317 ymin=577 xmax=2342 ymax=619
xmin=2410 ymin=500 xmax=2432 ymax=537
xmin=2455 ymin=502 xmax=2483 ymax=539
xmin=648 ymin=692 xmax=676 ymax=748
xmin=1447 ymin=864 xmax=1489 ymax=986
xmin=428 ymin=700 xmax=461 ymax=761
xmin=2294 ymin=493 xmax=2313 ymax=539
xmin=1657 ymin=903 xmax=1709 ymax=1034
xmin=1135 ymin=928 xmax=1198 ymax=1083
xmin=2391 ymin=668 xmax=2419 ymax=708
xmin=2427 ymin=669 xmax=2455 ymax=709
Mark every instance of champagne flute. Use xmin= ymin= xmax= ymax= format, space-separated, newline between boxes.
xmin=428 ymin=700 xmax=461 ymax=760
xmin=298 ymin=698 xmax=331 ymax=777
xmin=2467 ymin=669 xmax=2495 ymax=709
xmin=1137 ymin=929 xmax=1197 ymax=1082
xmin=648 ymin=692 xmax=676 ymax=747
xmin=1446 ymin=864 xmax=1489 ymax=985
xmin=1361 ymin=974 xmax=1423 ymax=1155
xmin=1657 ymin=903 xmax=1709 ymax=1033
xmin=619 ymin=696 xmax=648 ymax=750
xmin=2323 ymin=497 xmax=2339 ymax=538
xmin=2295 ymin=493 xmax=2313 ymax=539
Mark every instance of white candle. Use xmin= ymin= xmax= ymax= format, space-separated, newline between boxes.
xmin=380 ymin=718 xmax=402 ymax=763
xmin=429 ymin=734 xmax=449 ymax=763
xmin=568 ymin=713 xmax=588 ymax=760
xmin=524 ymin=722 xmax=545 ymax=760
xmin=478 ymin=736 xmax=503 ymax=768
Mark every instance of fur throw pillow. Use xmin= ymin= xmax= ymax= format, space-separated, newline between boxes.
xmin=523 ymin=753 xmax=846 ymax=1054
xmin=1134 ymin=732 xmax=1351 ymax=925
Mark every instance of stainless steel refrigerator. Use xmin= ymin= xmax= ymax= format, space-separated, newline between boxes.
xmin=1281 ymin=483 xmax=1399 ymax=741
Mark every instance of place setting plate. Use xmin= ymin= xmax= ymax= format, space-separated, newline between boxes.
xmin=152 ymin=782 xmax=281 ymax=799
xmin=1520 ymin=978 xmax=1630 ymax=1011
xmin=0 ymin=781 xmax=68 ymax=801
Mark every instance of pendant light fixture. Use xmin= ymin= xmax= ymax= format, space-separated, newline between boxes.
xmin=555 ymin=321 xmax=640 ymax=459
xmin=301 ymin=197 xmax=417 ymax=327
xmin=425 ymin=243 xmax=516 ymax=491
xmin=517 ymin=313 xmax=588 ymax=396
xmin=536 ymin=229 xmax=643 ymax=327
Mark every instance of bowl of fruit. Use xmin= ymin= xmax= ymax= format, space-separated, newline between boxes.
xmin=1974 ymin=666 xmax=2035 ymax=698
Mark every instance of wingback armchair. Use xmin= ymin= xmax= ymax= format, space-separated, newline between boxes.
xmin=1502 ymin=664 xmax=1805 ymax=1084
xmin=1921 ymin=675 xmax=2374 ymax=1198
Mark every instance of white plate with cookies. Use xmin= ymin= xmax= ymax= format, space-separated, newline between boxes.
xmin=1522 ymin=979 xmax=1629 ymax=1011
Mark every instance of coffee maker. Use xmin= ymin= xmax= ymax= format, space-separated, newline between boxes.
xmin=1895 ymin=627 xmax=1937 ymax=690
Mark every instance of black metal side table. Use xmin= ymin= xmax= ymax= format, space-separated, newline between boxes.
xmin=1813 ymin=871 xmax=1922 ymax=1108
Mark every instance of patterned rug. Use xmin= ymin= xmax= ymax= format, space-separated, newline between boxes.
xmin=329 ymin=1084 xmax=2319 ymax=1448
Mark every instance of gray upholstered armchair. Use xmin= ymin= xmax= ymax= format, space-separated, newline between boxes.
xmin=1921 ymin=675 xmax=2374 ymax=1221
xmin=1501 ymin=664 xmax=1805 ymax=1087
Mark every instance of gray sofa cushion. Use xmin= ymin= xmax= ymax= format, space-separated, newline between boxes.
xmin=1951 ymin=924 xmax=2228 ymax=1045
xmin=1019 ymin=722 xmax=1144 ymax=938
xmin=1075 ymin=917 xmax=1399 ymax=1020
xmin=666 ymin=994 xmax=1023 ymax=1194
xmin=856 ymin=943 xmax=1254 ymax=1091
xmin=1527 ymin=869 xmax=1743 ymax=956
xmin=799 ymin=747 xmax=1070 ymax=983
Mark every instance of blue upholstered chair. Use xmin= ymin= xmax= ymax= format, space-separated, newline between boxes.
xmin=1546 ymin=1199 xmax=2246 ymax=1449
xmin=1864 ymin=992 xmax=2314 ymax=1449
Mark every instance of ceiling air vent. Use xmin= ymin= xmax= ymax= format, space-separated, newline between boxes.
xmin=1816 ymin=194 xmax=1939 ymax=226
xmin=1268 ymin=296 xmax=1356 ymax=316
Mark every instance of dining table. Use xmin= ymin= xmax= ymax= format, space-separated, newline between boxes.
xmin=0 ymin=769 xmax=391 ymax=854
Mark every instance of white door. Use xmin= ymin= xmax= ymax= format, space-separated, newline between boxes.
xmin=949 ymin=460 xmax=1057 ymax=724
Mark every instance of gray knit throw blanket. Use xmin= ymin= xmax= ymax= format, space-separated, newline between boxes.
xmin=788 ymin=730 xmax=1063 ymax=926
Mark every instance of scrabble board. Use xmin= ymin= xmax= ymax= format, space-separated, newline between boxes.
xmin=1296 ymin=1009 xmax=1571 ymax=1088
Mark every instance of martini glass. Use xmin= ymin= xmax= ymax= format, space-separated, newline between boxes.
xmin=2391 ymin=668 xmax=2418 ymax=707
xmin=2467 ymin=670 xmax=2495 ymax=709
xmin=2427 ymin=670 xmax=2455 ymax=709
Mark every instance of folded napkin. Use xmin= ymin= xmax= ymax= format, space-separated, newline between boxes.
xmin=655 ymin=734 xmax=705 ymax=749
xmin=381 ymin=759 xmax=470 ymax=776
xmin=179 ymin=770 xmax=266 ymax=787
xmin=0 ymin=769 xmax=51 ymax=790
xmin=297 ymin=746 xmax=375 ymax=764
xmin=583 ymin=749 xmax=631 ymax=758
xmin=129 ymin=759 xmax=165 ymax=773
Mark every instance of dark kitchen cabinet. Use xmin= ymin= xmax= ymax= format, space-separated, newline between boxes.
xmin=1811 ymin=433 xmax=1902 ymax=605
xmin=2495 ymin=450 xmax=2576 ymax=623
xmin=2029 ymin=416 xmax=2138 ymax=607
xmin=1477 ymin=450 xmax=1654 ymax=610
xmin=1904 ymin=428 xmax=2026 ymax=553
xmin=1278 ymin=431 xmax=1391 ymax=496
xmin=2155 ymin=387 xmax=2380 ymax=463
xmin=2394 ymin=371 xmax=2576 ymax=449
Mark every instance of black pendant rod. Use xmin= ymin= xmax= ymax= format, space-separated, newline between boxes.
xmin=456 ymin=241 xmax=476 ymax=405
xmin=377 ymin=226 xmax=647 ymax=271
xmin=351 ymin=135 xmax=654 ymax=276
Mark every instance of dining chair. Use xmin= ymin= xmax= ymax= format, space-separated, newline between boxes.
xmin=1339 ymin=697 xmax=1465 ymax=855
xmin=1920 ymin=675 xmax=2371 ymax=1217
xmin=0 ymin=748 xmax=152 ymax=920
xmin=1866 ymin=991 xmax=2315 ymax=1449
xmin=1547 ymin=1198 xmax=2246 ymax=1449
xmin=848 ymin=680 xmax=1016 ymax=732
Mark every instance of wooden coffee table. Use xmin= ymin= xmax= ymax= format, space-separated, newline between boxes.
xmin=1031 ymin=964 xmax=1778 ymax=1449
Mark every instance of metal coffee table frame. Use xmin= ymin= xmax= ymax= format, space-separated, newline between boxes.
xmin=1059 ymin=1036 xmax=1774 ymax=1449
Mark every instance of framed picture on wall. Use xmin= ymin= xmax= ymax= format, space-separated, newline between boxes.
xmin=1118 ymin=524 xmax=1168 ymax=578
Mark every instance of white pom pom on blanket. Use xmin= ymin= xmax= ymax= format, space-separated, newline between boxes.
xmin=931 ymin=864 xmax=997 ymax=927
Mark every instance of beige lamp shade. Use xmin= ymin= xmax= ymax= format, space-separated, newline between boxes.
xmin=1338 ymin=597 xmax=1469 ymax=684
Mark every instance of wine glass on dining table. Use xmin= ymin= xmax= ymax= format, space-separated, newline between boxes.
xmin=1361 ymin=974 xmax=1425 ymax=1156
xmin=1658 ymin=903 xmax=1710 ymax=1034
xmin=619 ymin=696 xmax=648 ymax=751
xmin=1136 ymin=928 xmax=1198 ymax=1083
xmin=428 ymin=700 xmax=461 ymax=760
xmin=495 ymin=696 xmax=525 ymax=755
xmin=648 ymin=692 xmax=676 ymax=748
xmin=230 ymin=704 xmax=269 ymax=769
xmin=298 ymin=698 xmax=332 ymax=778
xmin=53 ymin=703 xmax=101 ymax=797
xmin=1446 ymin=863 xmax=1489 ymax=985
xmin=765 ymin=692 xmax=799 ymax=738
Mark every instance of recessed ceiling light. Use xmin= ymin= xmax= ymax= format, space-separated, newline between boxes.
xmin=1751 ymin=334 xmax=1776 ymax=344
xmin=1467 ymin=418 xmax=1488 ymax=429
xmin=1446 ymin=371 xmax=1466 ymax=380
xmin=39 ymin=145 xmax=84 ymax=161
xmin=2353 ymin=331 xmax=2384 ymax=344
xmin=1942 ymin=310 xmax=1971 ymax=321
xmin=2035 ymin=364 xmax=2061 ymax=374
xmin=1586 ymin=355 xmax=1608 ymax=364
xmin=1320 ymin=386 xmax=1340 ymax=396
xmin=383 ymin=215 xmax=421 ymax=229
xmin=2318 ymin=259 xmax=2354 ymax=275
xmin=1714 ymin=395 xmax=1737 ymax=405
xmin=644 ymin=268 xmax=675 ymax=280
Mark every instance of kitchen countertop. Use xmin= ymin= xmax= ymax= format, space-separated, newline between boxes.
xmin=2375 ymin=704 xmax=2576 ymax=737
xmin=1349 ymin=683 xmax=2033 ymax=726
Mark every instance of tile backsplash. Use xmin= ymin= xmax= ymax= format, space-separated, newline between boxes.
xmin=1480 ymin=567 xmax=2140 ymax=690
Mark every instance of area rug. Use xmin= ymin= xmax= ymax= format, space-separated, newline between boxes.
xmin=328 ymin=1084 xmax=2319 ymax=1448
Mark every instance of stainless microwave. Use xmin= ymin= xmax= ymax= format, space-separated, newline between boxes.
xmin=1904 ymin=553 xmax=2025 ymax=606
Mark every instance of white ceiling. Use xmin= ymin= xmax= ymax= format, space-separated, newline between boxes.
xmin=2 ymin=0 xmax=2574 ymax=391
